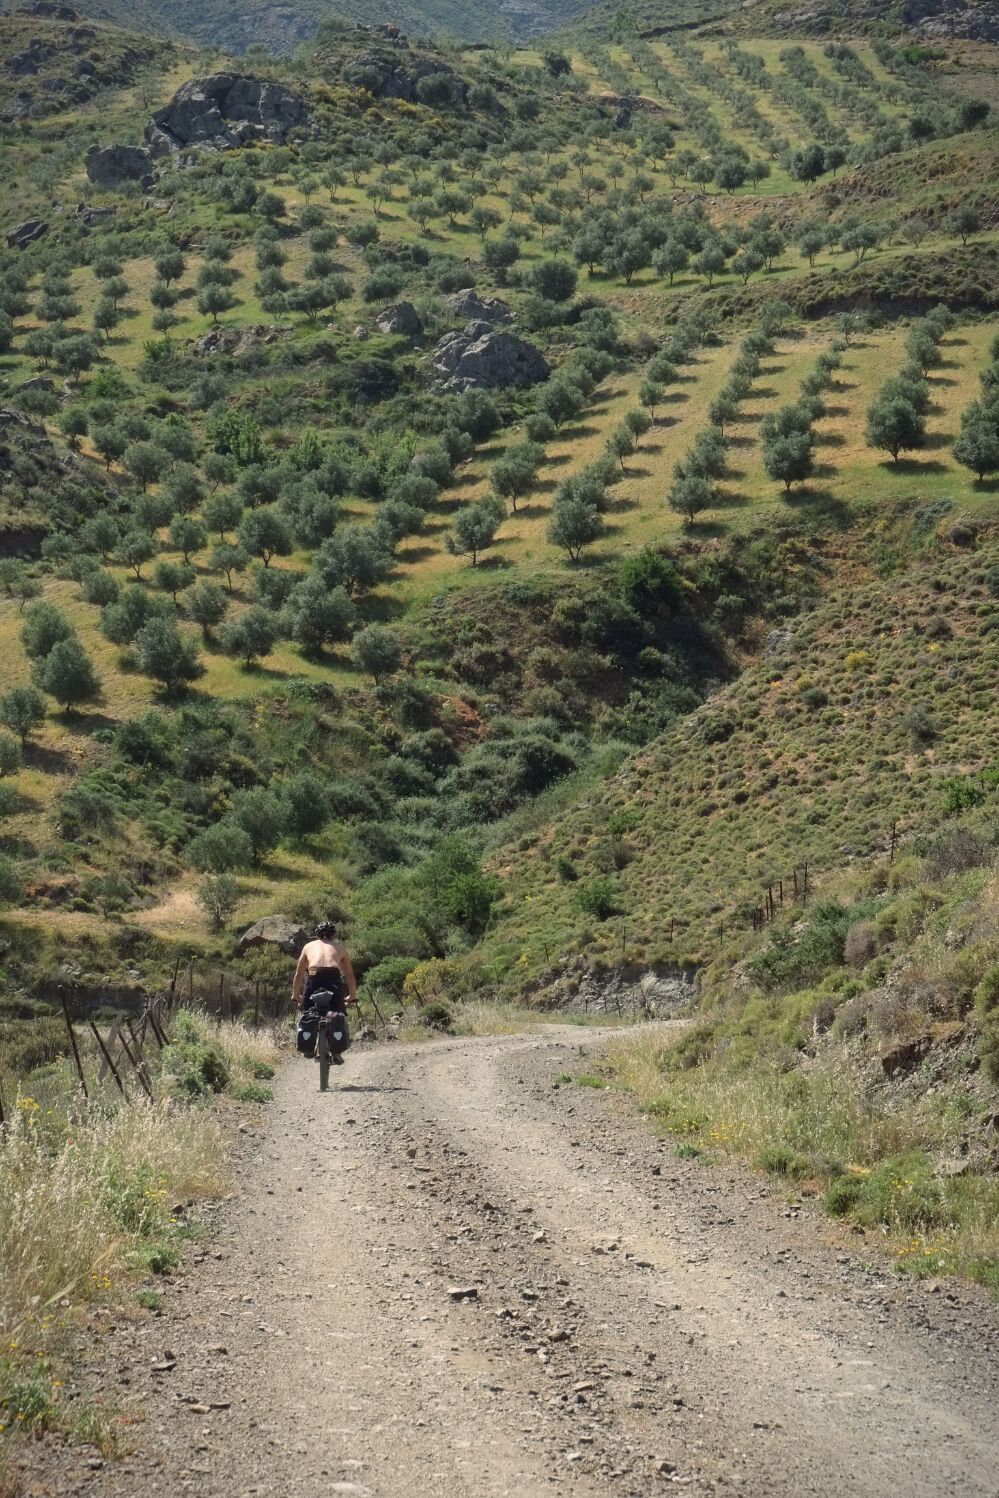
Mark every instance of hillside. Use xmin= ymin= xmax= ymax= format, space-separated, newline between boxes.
xmin=0 ymin=6 xmax=179 ymax=121
xmin=479 ymin=524 xmax=999 ymax=980
xmin=0 ymin=0 xmax=592 ymax=53
xmin=0 ymin=11 xmax=995 ymax=964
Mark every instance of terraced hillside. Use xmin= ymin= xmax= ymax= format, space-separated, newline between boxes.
xmin=0 ymin=13 xmax=996 ymax=1025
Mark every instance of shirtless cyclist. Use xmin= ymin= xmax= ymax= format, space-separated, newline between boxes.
xmin=291 ymin=921 xmax=359 ymax=1014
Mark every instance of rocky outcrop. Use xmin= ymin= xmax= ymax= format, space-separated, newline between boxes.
xmin=374 ymin=301 xmax=422 ymax=339
xmin=145 ymin=73 xmax=309 ymax=156
xmin=904 ymin=0 xmax=999 ymax=40
xmin=6 ymin=219 xmax=47 ymax=249
xmin=17 ymin=2 xmax=81 ymax=17
xmin=6 ymin=38 xmax=58 ymax=76
xmin=543 ymin=961 xmax=698 ymax=1016
xmin=340 ymin=48 xmax=466 ymax=105
xmin=432 ymin=322 xmax=548 ymax=392
xmin=444 ymin=288 xmax=511 ymax=324
xmin=238 ymin=915 xmax=309 ymax=956
xmin=85 ymin=143 xmax=154 ymax=190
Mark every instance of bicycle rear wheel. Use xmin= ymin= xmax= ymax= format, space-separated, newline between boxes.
xmin=318 ymin=1027 xmax=331 ymax=1092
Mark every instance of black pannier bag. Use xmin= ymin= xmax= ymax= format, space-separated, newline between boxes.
xmin=296 ymin=1009 xmax=319 ymax=1057
xmin=297 ymin=989 xmax=350 ymax=1058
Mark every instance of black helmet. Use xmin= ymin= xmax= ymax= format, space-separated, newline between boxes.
xmin=313 ymin=920 xmax=338 ymax=939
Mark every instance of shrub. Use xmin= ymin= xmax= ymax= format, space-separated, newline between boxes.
xmin=574 ymin=876 xmax=618 ymax=920
xmin=0 ymin=732 xmax=21 ymax=777
xmin=974 ymin=967 xmax=999 ymax=1017
xmin=20 ymin=602 xmax=73 ymax=661
xmin=421 ymin=1000 xmax=455 ymax=1032
xmin=844 ymin=920 xmax=877 ymax=968
xmin=196 ymin=873 xmax=240 ymax=932
xmin=186 ymin=821 xmax=253 ymax=874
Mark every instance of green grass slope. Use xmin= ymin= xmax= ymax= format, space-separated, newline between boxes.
xmin=479 ymin=519 xmax=999 ymax=982
xmin=0 ymin=10 xmax=178 ymax=121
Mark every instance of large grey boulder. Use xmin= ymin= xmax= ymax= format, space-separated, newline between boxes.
xmin=145 ymin=73 xmax=309 ymax=156
xmin=6 ymin=219 xmax=47 ymax=249
xmin=85 ymin=143 xmax=154 ymax=190
xmin=374 ymin=301 xmax=422 ymax=339
xmin=238 ymin=915 xmax=309 ymax=956
xmin=432 ymin=323 xmax=549 ymax=392
xmin=444 ymin=288 xmax=511 ymax=324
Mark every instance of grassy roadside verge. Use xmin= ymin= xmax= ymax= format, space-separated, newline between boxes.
xmin=0 ymin=1011 xmax=279 ymax=1486
xmin=591 ymin=807 xmax=999 ymax=1296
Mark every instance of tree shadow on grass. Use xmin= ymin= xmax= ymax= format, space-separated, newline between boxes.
xmin=474 ymin=555 xmax=514 ymax=572
xmin=510 ymin=501 xmax=550 ymax=521
xmin=227 ymin=663 xmax=290 ymax=684
xmin=397 ymin=543 xmax=438 ymax=565
xmin=814 ymin=431 xmax=846 ymax=448
xmin=783 ymin=485 xmax=851 ymax=526
xmin=710 ymin=486 xmax=748 ymax=511
xmin=55 ymin=708 xmax=118 ymax=735
xmin=23 ymin=742 xmax=74 ymax=775
xmin=433 ymin=492 xmax=466 ymax=516
xmin=449 ymin=471 xmax=482 ymax=494
xmin=357 ymin=593 xmax=408 ymax=623
xmin=727 ymin=433 xmax=755 ymax=450
xmin=609 ymin=492 xmax=640 ymax=513
xmin=687 ymin=517 xmax=730 ymax=539
xmin=892 ymin=454 xmax=950 ymax=473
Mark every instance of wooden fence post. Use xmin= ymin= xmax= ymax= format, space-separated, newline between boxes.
xmin=58 ymin=987 xmax=88 ymax=1101
xmin=119 ymin=1025 xmax=153 ymax=1100
xmin=89 ymin=1021 xmax=126 ymax=1097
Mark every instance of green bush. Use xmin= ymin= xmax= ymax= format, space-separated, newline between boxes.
xmin=164 ymin=1016 xmax=231 ymax=1098
xmin=756 ymin=1145 xmax=809 ymax=1178
xmin=233 ymin=1083 xmax=273 ymax=1103
xmin=825 ymin=1151 xmax=944 ymax=1231
xmin=421 ymin=1000 xmax=454 ymax=1032
xmin=974 ymin=966 xmax=999 ymax=1016
xmin=573 ymin=876 xmax=618 ymax=920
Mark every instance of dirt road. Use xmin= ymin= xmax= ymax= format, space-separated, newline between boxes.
xmin=36 ymin=1027 xmax=999 ymax=1498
